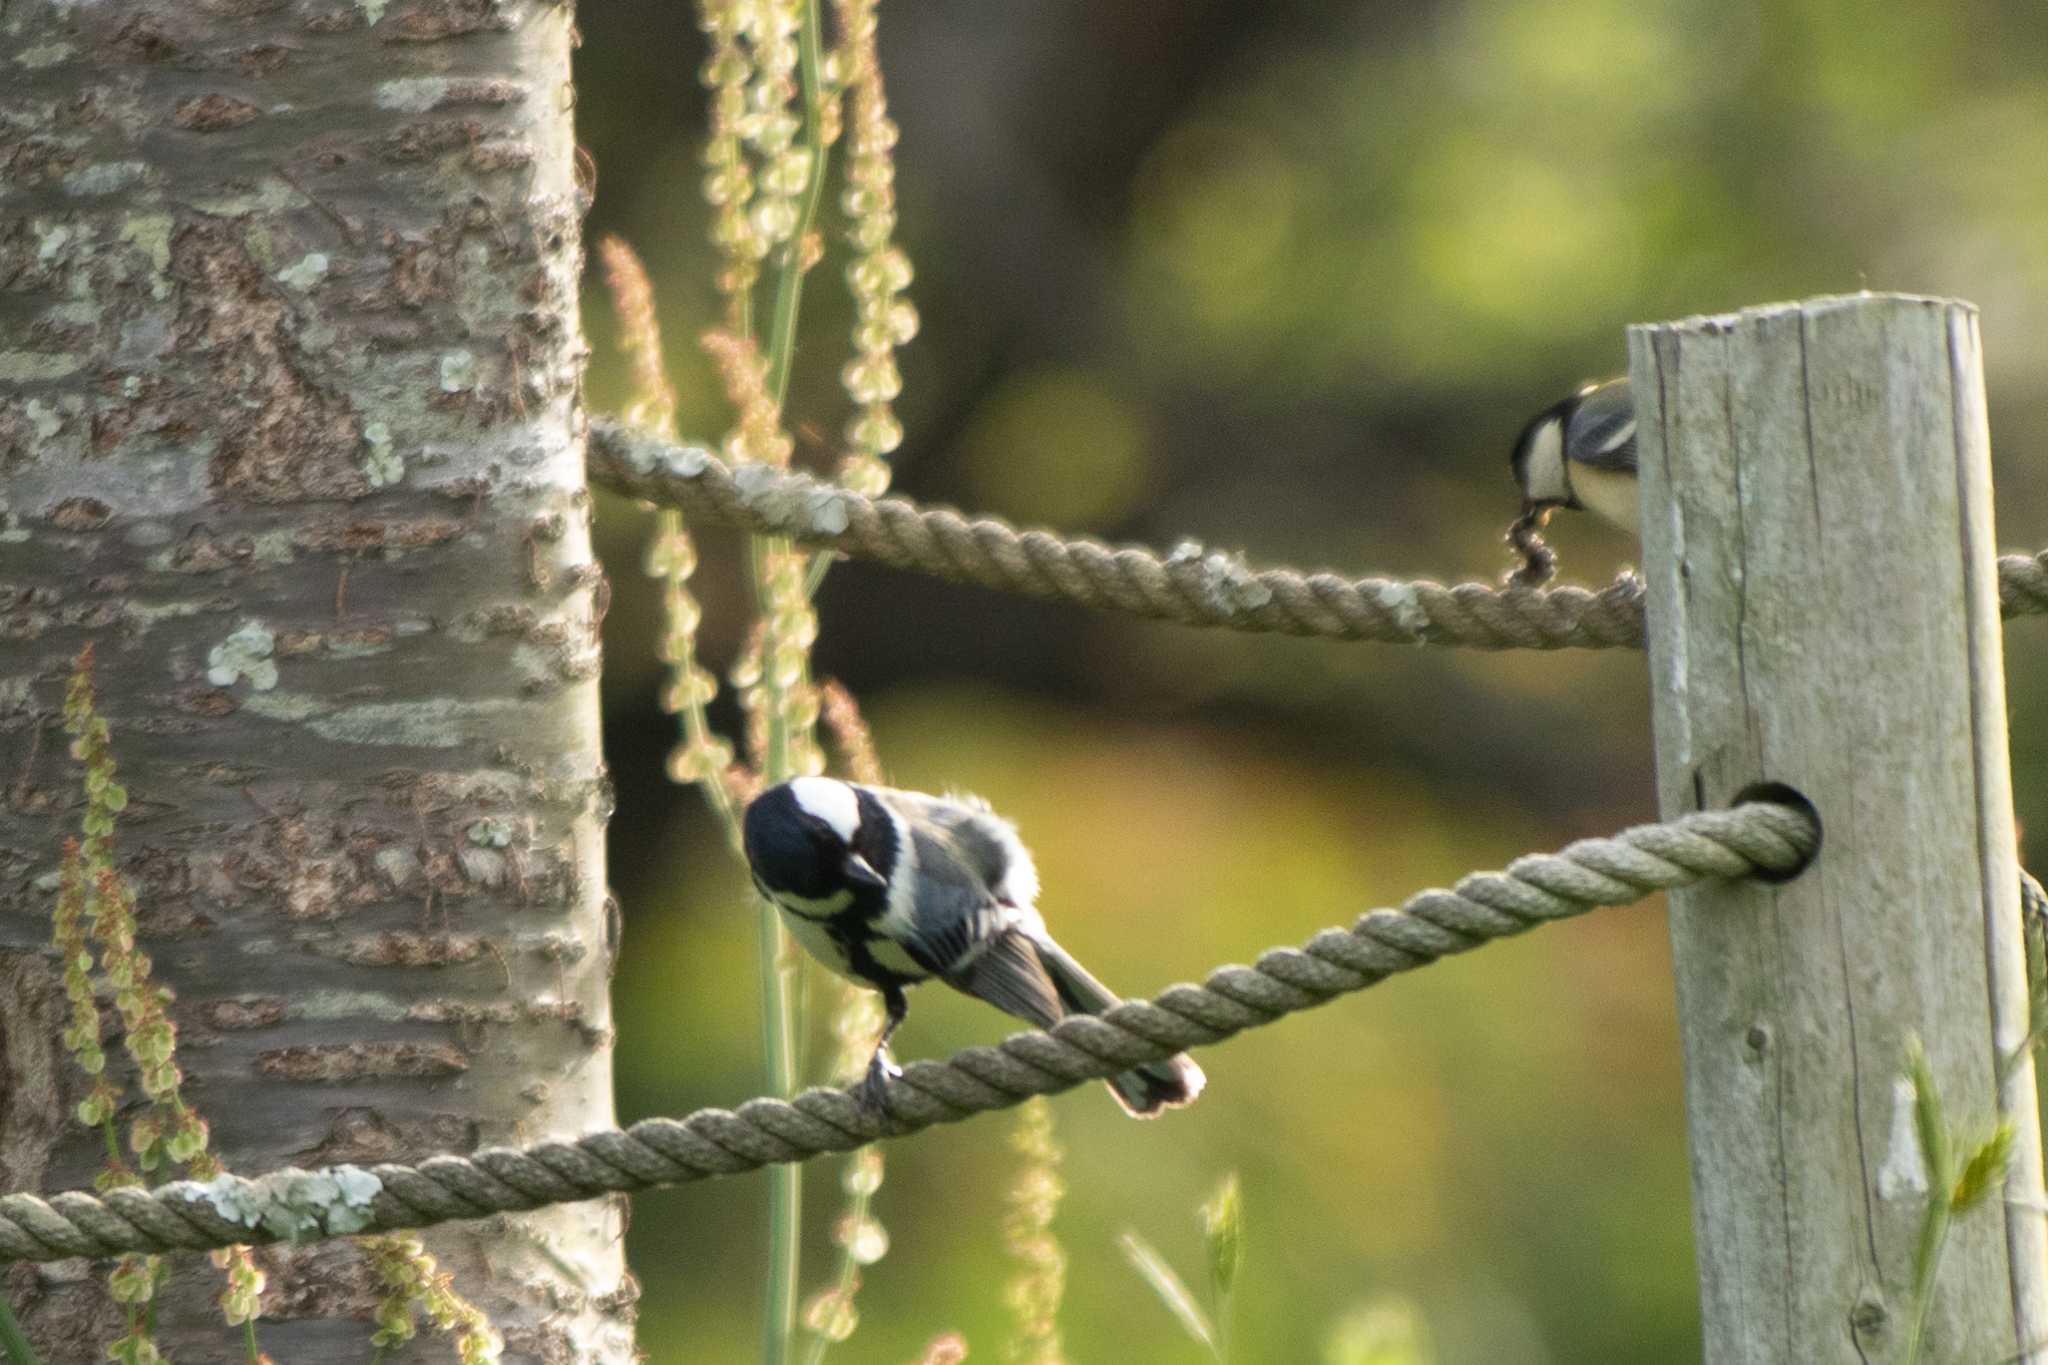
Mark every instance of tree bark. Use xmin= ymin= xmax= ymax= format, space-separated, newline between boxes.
xmin=0 ymin=2 xmax=633 ymax=1360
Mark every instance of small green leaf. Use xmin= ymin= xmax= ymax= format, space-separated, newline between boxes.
xmin=107 ymin=1257 xmax=154 ymax=1304
xmin=133 ymin=1027 xmax=174 ymax=1068
xmin=101 ymin=783 xmax=127 ymax=812
xmin=1202 ymin=1172 xmax=1244 ymax=1303
xmin=1952 ymin=1122 xmax=2016 ymax=1214
xmin=164 ymin=1121 xmax=206 ymax=1165
xmin=128 ymin=1112 xmax=159 ymax=1157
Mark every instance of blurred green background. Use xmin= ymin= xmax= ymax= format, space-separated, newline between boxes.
xmin=573 ymin=2 xmax=2048 ymax=1360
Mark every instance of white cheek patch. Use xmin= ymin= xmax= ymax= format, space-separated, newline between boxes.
xmin=789 ymin=776 xmax=860 ymax=843
xmin=1522 ymin=420 xmax=1569 ymax=504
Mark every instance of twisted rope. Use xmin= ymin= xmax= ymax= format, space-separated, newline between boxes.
xmin=588 ymin=422 xmax=1650 ymax=649
xmin=0 ymin=800 xmax=1816 ymax=1265
xmin=586 ymin=422 xmax=2048 ymax=648
xmin=2001 ymin=547 xmax=2048 ymax=617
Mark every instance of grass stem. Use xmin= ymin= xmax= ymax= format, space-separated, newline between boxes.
xmin=764 ymin=0 xmax=832 ymax=410
xmin=0 ymin=1294 xmax=41 ymax=1365
xmin=753 ymin=8 xmax=832 ymax=1353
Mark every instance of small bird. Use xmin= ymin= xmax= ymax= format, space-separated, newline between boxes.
xmin=742 ymin=776 xmax=1206 ymax=1118
xmin=1509 ymin=377 xmax=1640 ymax=532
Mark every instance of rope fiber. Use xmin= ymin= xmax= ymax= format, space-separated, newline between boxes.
xmin=585 ymin=421 xmax=2048 ymax=648
xmin=0 ymin=800 xmax=1817 ymax=1265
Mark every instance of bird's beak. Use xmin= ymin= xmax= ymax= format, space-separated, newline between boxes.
xmin=843 ymin=852 xmax=886 ymax=891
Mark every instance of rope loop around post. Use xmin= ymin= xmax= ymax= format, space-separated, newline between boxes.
xmin=0 ymin=799 xmax=1817 ymax=1266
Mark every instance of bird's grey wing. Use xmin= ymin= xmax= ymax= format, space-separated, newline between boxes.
xmin=888 ymin=823 xmax=1011 ymax=975
xmin=883 ymin=816 xmax=1062 ymax=1023
xmin=888 ymin=788 xmax=1040 ymax=907
xmin=1567 ymin=380 xmax=1637 ymax=472
xmin=943 ymin=929 xmax=1064 ymax=1028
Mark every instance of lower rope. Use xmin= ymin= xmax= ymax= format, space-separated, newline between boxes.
xmin=0 ymin=800 xmax=1816 ymax=1265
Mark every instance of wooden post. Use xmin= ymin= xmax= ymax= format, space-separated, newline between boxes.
xmin=1633 ymin=295 xmax=2048 ymax=1362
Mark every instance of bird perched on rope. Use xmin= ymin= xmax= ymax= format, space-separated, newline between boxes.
xmin=743 ymin=777 xmax=1206 ymax=1118
xmin=1503 ymin=377 xmax=1638 ymax=586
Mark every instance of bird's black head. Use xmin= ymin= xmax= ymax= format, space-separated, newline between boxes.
xmin=743 ymin=778 xmax=892 ymax=908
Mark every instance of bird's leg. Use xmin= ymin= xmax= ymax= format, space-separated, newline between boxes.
xmin=858 ymin=985 xmax=909 ymax=1118
xmin=1504 ymin=503 xmax=1558 ymax=588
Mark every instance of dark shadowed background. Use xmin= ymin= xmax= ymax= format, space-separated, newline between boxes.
xmin=572 ymin=2 xmax=2048 ymax=1359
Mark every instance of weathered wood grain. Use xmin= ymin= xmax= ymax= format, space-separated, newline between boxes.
xmin=1634 ymin=295 xmax=2048 ymax=1363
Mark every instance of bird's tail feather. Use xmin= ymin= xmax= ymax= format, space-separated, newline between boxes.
xmin=1034 ymin=937 xmax=1205 ymax=1118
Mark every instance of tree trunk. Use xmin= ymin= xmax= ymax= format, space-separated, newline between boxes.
xmin=0 ymin=2 xmax=633 ymax=1361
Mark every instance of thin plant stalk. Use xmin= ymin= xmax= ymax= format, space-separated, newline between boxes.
xmin=1897 ymin=1036 xmax=2013 ymax=1365
xmin=1005 ymin=1098 xmax=1070 ymax=1365
xmin=763 ymin=0 xmax=831 ymax=409
xmin=749 ymin=1 xmax=833 ymax=1348
xmin=692 ymin=0 xmax=896 ymax=1353
xmin=1902 ymin=1199 xmax=1950 ymax=1365
xmin=748 ymin=539 xmax=811 ymax=1365
xmin=756 ymin=865 xmax=803 ymax=1365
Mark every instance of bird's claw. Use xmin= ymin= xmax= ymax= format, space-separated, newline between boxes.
xmin=1503 ymin=505 xmax=1558 ymax=588
xmin=856 ymin=1049 xmax=903 ymax=1123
